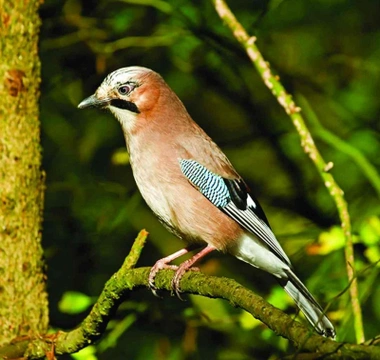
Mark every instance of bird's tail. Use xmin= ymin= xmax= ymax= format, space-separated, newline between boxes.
xmin=282 ymin=269 xmax=336 ymax=339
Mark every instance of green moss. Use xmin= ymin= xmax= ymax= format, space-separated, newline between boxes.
xmin=0 ymin=0 xmax=48 ymax=347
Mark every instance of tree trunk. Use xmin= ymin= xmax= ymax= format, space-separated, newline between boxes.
xmin=0 ymin=0 xmax=49 ymax=346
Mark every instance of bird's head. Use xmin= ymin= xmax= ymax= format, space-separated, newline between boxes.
xmin=78 ymin=66 xmax=162 ymax=131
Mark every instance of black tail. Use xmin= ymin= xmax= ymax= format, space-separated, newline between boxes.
xmin=282 ymin=269 xmax=335 ymax=338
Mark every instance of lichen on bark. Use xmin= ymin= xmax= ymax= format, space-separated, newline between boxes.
xmin=0 ymin=0 xmax=49 ymax=345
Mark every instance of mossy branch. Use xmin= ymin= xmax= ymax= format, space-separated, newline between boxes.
xmin=0 ymin=232 xmax=378 ymax=359
xmin=211 ymin=0 xmax=364 ymax=343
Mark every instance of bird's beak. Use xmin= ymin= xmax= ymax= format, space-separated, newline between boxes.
xmin=78 ymin=94 xmax=108 ymax=109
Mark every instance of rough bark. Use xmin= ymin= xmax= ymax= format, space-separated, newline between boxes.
xmin=0 ymin=0 xmax=48 ymax=346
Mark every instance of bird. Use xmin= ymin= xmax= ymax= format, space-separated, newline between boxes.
xmin=78 ymin=66 xmax=336 ymax=338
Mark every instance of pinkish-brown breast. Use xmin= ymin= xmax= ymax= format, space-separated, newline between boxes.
xmin=123 ymin=81 xmax=244 ymax=251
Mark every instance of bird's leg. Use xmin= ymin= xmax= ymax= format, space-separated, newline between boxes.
xmin=149 ymin=245 xmax=200 ymax=296
xmin=172 ymin=245 xmax=216 ymax=299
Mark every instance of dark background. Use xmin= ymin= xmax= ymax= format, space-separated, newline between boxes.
xmin=39 ymin=0 xmax=380 ymax=358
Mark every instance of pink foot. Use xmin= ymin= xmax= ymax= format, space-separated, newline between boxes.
xmin=148 ymin=261 xmax=178 ymax=297
xmin=148 ymin=247 xmax=193 ymax=297
xmin=171 ymin=245 xmax=216 ymax=299
xmin=148 ymin=245 xmax=215 ymax=298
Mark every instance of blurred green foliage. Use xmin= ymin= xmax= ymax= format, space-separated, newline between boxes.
xmin=39 ymin=0 xmax=380 ymax=358
xmin=58 ymin=291 xmax=95 ymax=315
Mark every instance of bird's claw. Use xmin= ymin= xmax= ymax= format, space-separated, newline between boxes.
xmin=170 ymin=266 xmax=200 ymax=300
xmin=171 ymin=271 xmax=184 ymax=300
xmin=149 ymin=261 xmax=178 ymax=297
xmin=149 ymin=259 xmax=201 ymax=299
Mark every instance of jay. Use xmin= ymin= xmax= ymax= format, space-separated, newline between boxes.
xmin=78 ymin=66 xmax=335 ymax=338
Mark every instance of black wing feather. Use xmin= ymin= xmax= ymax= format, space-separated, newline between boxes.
xmin=223 ymin=178 xmax=271 ymax=228
xmin=223 ymin=200 xmax=291 ymax=266
xmin=223 ymin=179 xmax=247 ymax=210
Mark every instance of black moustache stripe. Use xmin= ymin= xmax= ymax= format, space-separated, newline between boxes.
xmin=110 ymin=99 xmax=140 ymax=113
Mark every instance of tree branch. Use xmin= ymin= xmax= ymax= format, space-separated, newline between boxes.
xmin=0 ymin=232 xmax=378 ymax=359
xmin=210 ymin=0 xmax=364 ymax=343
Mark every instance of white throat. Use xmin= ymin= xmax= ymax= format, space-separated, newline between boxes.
xmin=109 ymin=106 xmax=138 ymax=133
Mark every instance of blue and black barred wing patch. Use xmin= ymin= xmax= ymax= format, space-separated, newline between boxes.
xmin=179 ymin=159 xmax=230 ymax=208
xmin=179 ymin=159 xmax=291 ymax=266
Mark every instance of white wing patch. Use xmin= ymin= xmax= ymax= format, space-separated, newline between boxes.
xmin=247 ymin=195 xmax=256 ymax=209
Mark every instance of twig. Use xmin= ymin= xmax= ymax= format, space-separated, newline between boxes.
xmin=211 ymin=0 xmax=364 ymax=343
xmin=122 ymin=229 xmax=149 ymax=269
xmin=1 ymin=265 xmax=378 ymax=358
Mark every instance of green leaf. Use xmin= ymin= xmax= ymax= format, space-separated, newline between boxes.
xmin=189 ymin=295 xmax=233 ymax=331
xmin=310 ymin=226 xmax=346 ymax=255
xmin=238 ymin=310 xmax=261 ymax=330
xmin=111 ymin=148 xmax=130 ymax=165
xmin=364 ymin=247 xmax=380 ymax=266
xmin=359 ymin=216 xmax=380 ymax=246
xmin=267 ymin=286 xmax=291 ymax=311
xmin=71 ymin=345 xmax=98 ymax=360
xmin=98 ymin=314 xmax=137 ymax=352
xmin=59 ymin=291 xmax=94 ymax=315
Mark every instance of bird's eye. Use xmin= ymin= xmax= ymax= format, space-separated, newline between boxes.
xmin=118 ymin=84 xmax=134 ymax=95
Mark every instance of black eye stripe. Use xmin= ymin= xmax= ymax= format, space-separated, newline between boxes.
xmin=110 ymin=99 xmax=140 ymax=113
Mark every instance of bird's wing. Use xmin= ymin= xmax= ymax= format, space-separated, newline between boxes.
xmin=179 ymin=159 xmax=291 ymax=266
